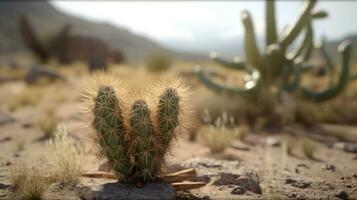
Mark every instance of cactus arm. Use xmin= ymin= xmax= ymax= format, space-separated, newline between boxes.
xmin=266 ymin=0 xmax=278 ymax=46
xmin=317 ymin=38 xmax=335 ymax=72
xmin=279 ymin=0 xmax=317 ymax=49
xmin=93 ymin=86 xmax=132 ymax=181
xmin=195 ymin=67 xmax=260 ymax=96
xmin=210 ymin=53 xmax=249 ymax=71
xmin=19 ymin=15 xmax=49 ymax=63
xmin=241 ymin=11 xmax=264 ymax=71
xmin=311 ymin=10 xmax=328 ymax=19
xmin=130 ymin=100 xmax=156 ymax=182
xmin=301 ymin=40 xmax=352 ymax=102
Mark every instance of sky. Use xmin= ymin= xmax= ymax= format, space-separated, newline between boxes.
xmin=51 ymin=1 xmax=357 ymax=55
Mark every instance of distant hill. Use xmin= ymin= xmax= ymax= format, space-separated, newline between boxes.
xmin=0 ymin=1 xmax=204 ymax=62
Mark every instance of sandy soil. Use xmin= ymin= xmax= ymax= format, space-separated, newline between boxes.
xmin=0 ymin=72 xmax=356 ymax=199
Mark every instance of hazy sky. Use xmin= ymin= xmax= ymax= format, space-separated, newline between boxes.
xmin=51 ymin=1 xmax=357 ymax=54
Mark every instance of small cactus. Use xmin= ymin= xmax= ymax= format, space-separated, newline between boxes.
xmin=85 ymin=75 xmax=188 ymax=183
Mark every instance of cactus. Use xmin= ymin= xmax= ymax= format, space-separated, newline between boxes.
xmin=196 ymin=0 xmax=355 ymax=103
xmin=88 ymin=77 xmax=187 ymax=183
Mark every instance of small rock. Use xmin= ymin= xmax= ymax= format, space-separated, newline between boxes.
xmin=213 ymin=173 xmax=240 ymax=186
xmin=285 ymin=178 xmax=311 ymax=189
xmin=335 ymin=191 xmax=349 ymax=200
xmin=295 ymin=168 xmax=300 ymax=174
xmin=333 ymin=142 xmax=357 ymax=153
xmin=231 ymin=142 xmax=250 ymax=151
xmin=13 ymin=153 xmax=20 ymax=157
xmin=266 ymin=137 xmax=280 ymax=147
xmin=322 ymin=164 xmax=336 ymax=172
xmin=236 ymin=173 xmax=262 ymax=194
xmin=0 ymin=136 xmax=12 ymax=143
xmin=231 ymin=186 xmax=246 ymax=195
xmin=353 ymin=174 xmax=357 ymax=178
xmin=296 ymin=163 xmax=310 ymax=169
xmin=5 ymin=161 xmax=11 ymax=166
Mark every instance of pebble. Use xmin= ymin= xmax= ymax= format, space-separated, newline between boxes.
xmin=334 ymin=191 xmax=349 ymax=200
xmin=322 ymin=164 xmax=336 ymax=172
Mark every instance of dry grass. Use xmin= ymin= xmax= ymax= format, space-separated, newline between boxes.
xmin=15 ymin=137 xmax=25 ymax=151
xmin=145 ymin=54 xmax=172 ymax=72
xmin=301 ymin=138 xmax=317 ymax=159
xmin=36 ymin=116 xmax=58 ymax=139
xmin=47 ymin=123 xmax=83 ymax=184
xmin=8 ymin=166 xmax=53 ymax=200
xmin=199 ymin=113 xmax=238 ymax=153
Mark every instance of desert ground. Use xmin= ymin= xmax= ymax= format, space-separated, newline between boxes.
xmin=0 ymin=61 xmax=357 ymax=200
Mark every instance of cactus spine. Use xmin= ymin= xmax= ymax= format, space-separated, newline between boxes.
xmin=195 ymin=0 xmax=355 ymax=103
xmin=89 ymin=78 xmax=186 ymax=184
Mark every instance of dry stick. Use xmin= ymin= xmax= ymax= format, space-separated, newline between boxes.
xmin=171 ymin=181 xmax=207 ymax=191
xmin=81 ymin=168 xmax=207 ymax=191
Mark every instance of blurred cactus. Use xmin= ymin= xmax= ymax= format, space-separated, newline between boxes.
xmin=196 ymin=0 xmax=355 ymax=103
xmin=90 ymin=79 xmax=186 ymax=183
xmin=19 ymin=15 xmax=125 ymax=71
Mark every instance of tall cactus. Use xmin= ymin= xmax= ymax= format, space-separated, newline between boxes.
xmin=196 ymin=0 xmax=355 ymax=103
xmin=87 ymin=76 xmax=187 ymax=183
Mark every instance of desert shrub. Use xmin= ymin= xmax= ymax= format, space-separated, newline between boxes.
xmin=47 ymin=123 xmax=83 ymax=184
xmin=200 ymin=113 xmax=239 ymax=153
xmin=8 ymin=166 xmax=53 ymax=200
xmin=302 ymin=138 xmax=317 ymax=159
xmin=36 ymin=116 xmax=58 ymax=139
xmin=145 ymin=54 xmax=172 ymax=72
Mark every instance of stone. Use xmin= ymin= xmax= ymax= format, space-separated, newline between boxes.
xmin=322 ymin=164 xmax=336 ymax=172
xmin=333 ymin=142 xmax=357 ymax=153
xmin=285 ymin=178 xmax=311 ymax=189
xmin=334 ymin=191 xmax=349 ymax=200
xmin=231 ymin=186 xmax=246 ymax=195
xmin=76 ymin=182 xmax=175 ymax=200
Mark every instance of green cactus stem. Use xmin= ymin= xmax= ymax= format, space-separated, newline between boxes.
xmin=93 ymin=86 xmax=131 ymax=181
xmin=279 ymin=0 xmax=317 ymax=49
xmin=195 ymin=67 xmax=261 ymax=97
xmin=157 ymin=88 xmax=180 ymax=156
xmin=241 ymin=11 xmax=264 ymax=71
xmin=130 ymin=100 xmax=157 ymax=182
xmin=302 ymin=40 xmax=352 ymax=102
xmin=266 ymin=0 xmax=278 ymax=46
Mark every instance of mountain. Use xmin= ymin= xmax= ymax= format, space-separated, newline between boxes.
xmin=0 ymin=1 xmax=204 ymax=62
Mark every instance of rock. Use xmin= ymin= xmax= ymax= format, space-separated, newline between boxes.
xmin=334 ymin=191 xmax=349 ymax=200
xmin=213 ymin=173 xmax=240 ymax=186
xmin=76 ymin=182 xmax=175 ymax=200
xmin=213 ymin=172 xmax=261 ymax=194
xmin=322 ymin=164 xmax=336 ymax=172
xmin=333 ymin=142 xmax=357 ymax=153
xmin=296 ymin=163 xmax=310 ymax=169
xmin=353 ymin=174 xmax=357 ymax=178
xmin=266 ymin=137 xmax=280 ymax=147
xmin=24 ymin=65 xmax=65 ymax=84
xmin=0 ymin=112 xmax=14 ymax=125
xmin=231 ymin=141 xmax=250 ymax=151
xmin=235 ymin=173 xmax=262 ymax=194
xmin=285 ymin=178 xmax=311 ymax=189
xmin=231 ymin=186 xmax=246 ymax=195
xmin=98 ymin=161 xmax=111 ymax=172
xmin=0 ymin=136 xmax=12 ymax=143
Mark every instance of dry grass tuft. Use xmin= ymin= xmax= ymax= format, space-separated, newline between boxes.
xmin=145 ymin=54 xmax=173 ymax=72
xmin=8 ymin=166 xmax=53 ymax=200
xmin=302 ymin=138 xmax=317 ymax=159
xmin=199 ymin=113 xmax=238 ymax=153
xmin=36 ymin=116 xmax=59 ymax=139
xmin=47 ymin=123 xmax=83 ymax=184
